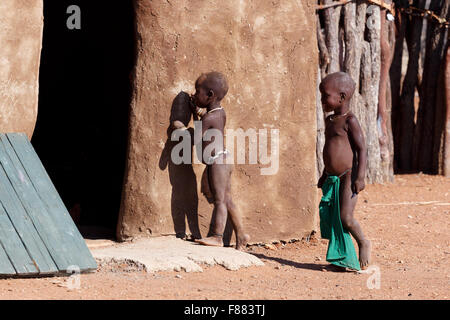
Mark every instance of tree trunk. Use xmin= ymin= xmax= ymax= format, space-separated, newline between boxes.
xmin=316 ymin=68 xmax=325 ymax=179
xmin=365 ymin=5 xmax=382 ymax=183
xmin=434 ymin=52 xmax=447 ymax=174
xmin=398 ymin=0 xmax=426 ymax=172
xmin=316 ymin=14 xmax=328 ymax=178
xmin=323 ymin=0 xmax=342 ymax=74
xmin=386 ymin=18 xmax=396 ymax=181
xmin=317 ymin=16 xmax=330 ymax=79
xmin=444 ymin=44 xmax=450 ymax=177
xmin=415 ymin=0 xmax=450 ymax=173
xmin=390 ymin=6 xmax=407 ymax=173
xmin=378 ymin=1 xmax=394 ymax=182
xmin=343 ymin=2 xmax=367 ymax=126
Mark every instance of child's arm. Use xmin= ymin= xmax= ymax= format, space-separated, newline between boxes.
xmin=171 ymin=107 xmax=205 ymax=129
xmin=347 ymin=115 xmax=367 ymax=193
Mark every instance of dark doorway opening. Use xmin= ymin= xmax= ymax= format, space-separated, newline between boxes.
xmin=32 ymin=1 xmax=135 ymax=239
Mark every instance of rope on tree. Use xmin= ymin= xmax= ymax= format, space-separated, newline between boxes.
xmin=398 ymin=6 xmax=449 ymax=28
xmin=316 ymin=0 xmax=449 ymax=28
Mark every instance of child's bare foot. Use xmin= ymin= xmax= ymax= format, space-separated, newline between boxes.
xmin=236 ymin=234 xmax=250 ymax=251
xmin=358 ymin=239 xmax=371 ymax=270
xmin=195 ymin=236 xmax=224 ymax=247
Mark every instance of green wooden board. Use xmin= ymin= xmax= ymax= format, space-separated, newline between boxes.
xmin=0 ymin=203 xmax=38 ymax=275
xmin=0 ymin=136 xmax=71 ymax=271
xmin=5 ymin=133 xmax=97 ymax=271
xmin=0 ymin=162 xmax=58 ymax=274
xmin=0 ymin=133 xmax=97 ymax=276
xmin=0 ymin=242 xmax=16 ymax=276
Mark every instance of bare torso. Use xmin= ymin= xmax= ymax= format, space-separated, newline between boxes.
xmin=323 ymin=113 xmax=354 ymax=176
xmin=201 ymin=107 xmax=226 ymax=165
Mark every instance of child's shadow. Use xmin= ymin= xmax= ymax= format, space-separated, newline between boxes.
xmin=159 ymin=91 xmax=201 ymax=239
xmin=251 ymin=253 xmax=349 ymax=273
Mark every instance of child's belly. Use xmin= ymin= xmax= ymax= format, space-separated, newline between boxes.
xmin=323 ymin=137 xmax=354 ymax=175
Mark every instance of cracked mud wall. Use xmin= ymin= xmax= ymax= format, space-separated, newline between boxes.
xmin=118 ymin=0 xmax=318 ymax=243
xmin=0 ymin=0 xmax=43 ymax=139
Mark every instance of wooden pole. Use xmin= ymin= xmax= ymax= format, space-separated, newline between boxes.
xmin=415 ymin=0 xmax=450 ymax=173
xmin=378 ymin=1 xmax=394 ymax=181
xmin=341 ymin=1 xmax=367 ymax=162
xmin=317 ymin=16 xmax=330 ymax=78
xmin=323 ymin=0 xmax=342 ymax=74
xmin=316 ymin=68 xmax=325 ymax=178
xmin=390 ymin=5 xmax=407 ymax=173
xmin=434 ymin=45 xmax=448 ymax=175
xmin=445 ymin=44 xmax=450 ymax=177
xmin=387 ymin=19 xmax=396 ymax=180
xmin=398 ymin=0 xmax=426 ymax=172
xmin=366 ymin=4 xmax=382 ymax=183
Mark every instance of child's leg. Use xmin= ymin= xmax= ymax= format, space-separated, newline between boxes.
xmin=339 ymin=172 xmax=371 ymax=269
xmin=201 ymin=166 xmax=214 ymax=203
xmin=209 ymin=162 xmax=229 ymax=235
xmin=195 ymin=162 xmax=228 ymax=247
xmin=224 ymin=166 xmax=250 ymax=250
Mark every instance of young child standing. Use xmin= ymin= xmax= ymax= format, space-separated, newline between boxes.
xmin=191 ymin=71 xmax=250 ymax=250
xmin=318 ymin=72 xmax=371 ymax=270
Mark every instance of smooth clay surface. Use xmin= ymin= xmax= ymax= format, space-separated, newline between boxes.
xmin=118 ymin=0 xmax=319 ymax=243
xmin=0 ymin=0 xmax=43 ymax=139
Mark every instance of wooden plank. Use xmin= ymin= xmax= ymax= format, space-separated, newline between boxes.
xmin=0 ymin=136 xmax=71 ymax=272
xmin=0 ymin=204 xmax=17 ymax=276
xmin=0 ymin=242 xmax=16 ymax=276
xmin=0 ymin=203 xmax=38 ymax=275
xmin=0 ymin=162 xmax=58 ymax=274
xmin=6 ymin=133 xmax=97 ymax=271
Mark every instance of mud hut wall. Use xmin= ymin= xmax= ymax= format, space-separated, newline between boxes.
xmin=0 ymin=0 xmax=43 ymax=139
xmin=118 ymin=0 xmax=319 ymax=243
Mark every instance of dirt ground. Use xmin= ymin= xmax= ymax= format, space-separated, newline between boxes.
xmin=0 ymin=174 xmax=448 ymax=300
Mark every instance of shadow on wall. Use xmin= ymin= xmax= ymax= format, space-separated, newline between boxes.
xmin=159 ymin=92 xmax=202 ymax=240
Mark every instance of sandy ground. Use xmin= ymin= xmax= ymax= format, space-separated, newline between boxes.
xmin=0 ymin=174 xmax=449 ymax=300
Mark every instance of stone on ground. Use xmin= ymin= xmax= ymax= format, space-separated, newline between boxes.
xmin=89 ymin=236 xmax=264 ymax=273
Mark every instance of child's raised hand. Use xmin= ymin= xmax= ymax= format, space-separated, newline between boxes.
xmin=188 ymin=94 xmax=207 ymax=117
xmin=196 ymin=107 xmax=207 ymax=118
xmin=188 ymin=94 xmax=196 ymax=111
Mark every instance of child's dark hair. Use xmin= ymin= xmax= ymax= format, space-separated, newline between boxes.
xmin=322 ymin=72 xmax=356 ymax=98
xmin=200 ymin=71 xmax=229 ymax=101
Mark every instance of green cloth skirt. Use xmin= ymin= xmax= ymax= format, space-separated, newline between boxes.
xmin=319 ymin=175 xmax=360 ymax=271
